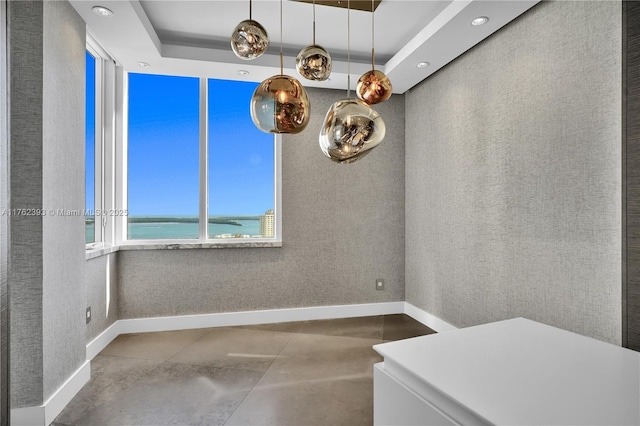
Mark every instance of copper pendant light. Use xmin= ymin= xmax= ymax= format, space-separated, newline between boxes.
xmin=296 ymin=0 xmax=332 ymax=81
xmin=319 ymin=0 xmax=385 ymax=164
xmin=231 ymin=0 xmax=269 ymax=60
xmin=250 ymin=0 xmax=310 ymax=134
xmin=356 ymin=0 xmax=392 ymax=105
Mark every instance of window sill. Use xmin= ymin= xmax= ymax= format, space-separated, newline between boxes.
xmin=119 ymin=240 xmax=282 ymax=250
xmin=86 ymin=240 xmax=282 ymax=260
xmin=85 ymin=245 xmax=119 ymax=260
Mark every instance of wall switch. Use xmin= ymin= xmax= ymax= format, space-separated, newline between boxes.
xmin=376 ymin=278 xmax=384 ymax=290
xmin=86 ymin=307 xmax=92 ymax=324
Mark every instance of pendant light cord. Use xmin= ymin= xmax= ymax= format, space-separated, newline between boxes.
xmin=249 ymin=0 xmax=252 ymax=21
xmin=347 ymin=0 xmax=351 ymax=98
xmin=312 ymin=0 xmax=316 ymax=46
xmin=371 ymin=0 xmax=375 ymax=70
xmin=280 ymin=0 xmax=284 ymax=74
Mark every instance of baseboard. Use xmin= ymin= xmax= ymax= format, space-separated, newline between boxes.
xmin=86 ymin=321 xmax=121 ymax=361
xmin=89 ymin=302 xmax=452 ymax=355
xmin=118 ymin=301 xmax=406 ymax=334
xmin=10 ymin=360 xmax=90 ymax=426
xmin=10 ymin=406 xmax=43 ymax=426
xmin=43 ymin=361 xmax=90 ymax=425
xmin=86 ymin=302 xmax=406 ymax=362
xmin=403 ymin=302 xmax=458 ymax=333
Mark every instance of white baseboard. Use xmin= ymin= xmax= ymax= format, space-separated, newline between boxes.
xmin=88 ymin=302 xmax=452 ymax=359
xmin=404 ymin=302 xmax=458 ymax=333
xmin=43 ymin=361 xmax=90 ymax=425
xmin=86 ymin=321 xmax=121 ymax=361
xmin=10 ymin=360 xmax=90 ymax=426
xmin=118 ymin=302 xmax=406 ymax=334
xmin=10 ymin=406 xmax=43 ymax=426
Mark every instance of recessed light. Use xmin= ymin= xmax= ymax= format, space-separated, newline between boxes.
xmin=471 ymin=16 xmax=489 ymax=26
xmin=417 ymin=62 xmax=430 ymax=68
xmin=92 ymin=6 xmax=113 ymax=17
xmin=137 ymin=62 xmax=150 ymax=68
xmin=237 ymin=70 xmax=249 ymax=76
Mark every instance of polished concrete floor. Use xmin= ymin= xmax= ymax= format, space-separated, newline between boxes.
xmin=53 ymin=314 xmax=435 ymax=426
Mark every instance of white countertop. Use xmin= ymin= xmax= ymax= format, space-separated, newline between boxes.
xmin=374 ymin=318 xmax=640 ymax=425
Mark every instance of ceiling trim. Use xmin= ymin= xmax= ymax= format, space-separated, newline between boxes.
xmin=69 ymin=0 xmax=540 ymax=94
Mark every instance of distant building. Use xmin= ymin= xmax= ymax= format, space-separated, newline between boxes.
xmin=259 ymin=209 xmax=275 ymax=238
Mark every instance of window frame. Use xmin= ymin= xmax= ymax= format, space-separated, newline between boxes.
xmin=118 ymin=74 xmax=282 ymax=247
xmin=85 ymin=43 xmax=102 ymax=248
xmin=86 ymin=34 xmax=116 ymax=251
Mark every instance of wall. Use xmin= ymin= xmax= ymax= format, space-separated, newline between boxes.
xmin=405 ymin=1 xmax=622 ymax=344
xmin=86 ymin=254 xmax=118 ymax=342
xmin=623 ymin=2 xmax=640 ymax=351
xmin=9 ymin=0 xmax=45 ymax=407
xmin=1 ymin=0 xmax=9 ymax=420
xmin=117 ymin=88 xmax=405 ymax=318
xmin=9 ymin=0 xmax=86 ymax=407
xmin=41 ymin=0 xmax=86 ymax=400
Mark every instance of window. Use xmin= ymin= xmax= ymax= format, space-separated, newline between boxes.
xmin=85 ymin=51 xmax=96 ymax=244
xmin=86 ymin=35 xmax=116 ymax=250
xmin=207 ymin=79 xmax=274 ymax=239
xmin=125 ymin=74 xmax=280 ymax=242
xmin=127 ymin=74 xmax=200 ymax=240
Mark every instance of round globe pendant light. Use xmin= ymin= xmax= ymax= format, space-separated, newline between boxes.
xmin=356 ymin=0 xmax=392 ymax=105
xmin=319 ymin=0 xmax=385 ymax=164
xmin=251 ymin=75 xmax=310 ymax=134
xmin=319 ymin=99 xmax=386 ymax=164
xmin=231 ymin=0 xmax=269 ymax=60
xmin=251 ymin=0 xmax=310 ymax=134
xmin=297 ymin=45 xmax=332 ymax=82
xmin=296 ymin=0 xmax=332 ymax=81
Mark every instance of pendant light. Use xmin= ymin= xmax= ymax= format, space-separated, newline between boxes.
xmin=296 ymin=0 xmax=332 ymax=81
xmin=250 ymin=0 xmax=310 ymax=134
xmin=231 ymin=0 xmax=269 ymax=60
xmin=356 ymin=0 xmax=392 ymax=105
xmin=319 ymin=0 xmax=385 ymax=164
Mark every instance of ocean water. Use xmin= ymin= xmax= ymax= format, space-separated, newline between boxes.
xmin=128 ymin=219 xmax=261 ymax=240
xmin=86 ymin=223 xmax=95 ymax=244
xmin=86 ymin=219 xmax=263 ymax=242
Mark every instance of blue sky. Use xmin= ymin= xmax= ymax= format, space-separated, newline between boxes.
xmin=86 ymin=51 xmax=95 ymax=214
xmin=126 ymin=73 xmax=274 ymax=217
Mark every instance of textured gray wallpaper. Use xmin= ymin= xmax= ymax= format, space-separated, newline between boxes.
xmin=405 ymin=1 xmax=622 ymax=344
xmin=8 ymin=0 xmax=45 ymax=408
xmin=8 ymin=0 xmax=86 ymax=407
xmin=118 ymin=88 xmax=405 ymax=318
xmin=1 ymin=0 xmax=9 ymax=419
xmin=86 ymin=254 xmax=118 ymax=343
xmin=41 ymin=0 xmax=86 ymax=400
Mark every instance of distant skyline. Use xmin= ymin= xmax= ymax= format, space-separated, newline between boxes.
xmin=127 ymin=73 xmax=274 ymax=217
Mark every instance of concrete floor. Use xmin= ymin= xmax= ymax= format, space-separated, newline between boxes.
xmin=53 ymin=314 xmax=435 ymax=425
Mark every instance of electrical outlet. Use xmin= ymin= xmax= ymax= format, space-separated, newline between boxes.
xmin=376 ymin=278 xmax=384 ymax=290
xmin=86 ymin=307 xmax=92 ymax=324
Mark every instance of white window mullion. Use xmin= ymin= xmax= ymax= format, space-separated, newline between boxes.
xmin=102 ymin=58 xmax=116 ymax=247
xmin=114 ymin=68 xmax=128 ymax=245
xmin=274 ymin=134 xmax=282 ymax=242
xmin=93 ymin=52 xmax=104 ymax=245
xmin=198 ymin=78 xmax=208 ymax=240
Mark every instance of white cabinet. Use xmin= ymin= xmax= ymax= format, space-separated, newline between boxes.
xmin=374 ymin=363 xmax=458 ymax=426
xmin=373 ymin=318 xmax=640 ymax=426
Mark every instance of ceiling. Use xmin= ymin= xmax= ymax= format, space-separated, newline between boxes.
xmin=70 ymin=0 xmax=539 ymax=94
